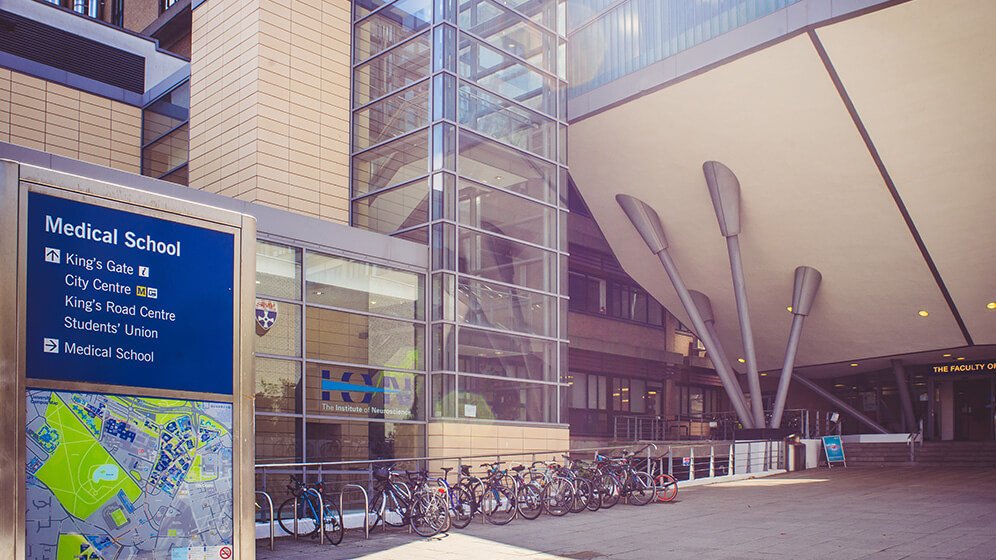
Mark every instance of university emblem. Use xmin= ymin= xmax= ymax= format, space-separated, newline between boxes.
xmin=255 ymin=299 xmax=278 ymax=334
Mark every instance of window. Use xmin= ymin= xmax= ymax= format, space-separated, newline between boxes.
xmin=142 ymin=79 xmax=190 ymax=185
xmin=569 ymin=272 xmax=664 ymax=327
xmin=678 ymin=385 xmax=721 ymax=416
xmin=161 ymin=0 xmax=180 ymax=13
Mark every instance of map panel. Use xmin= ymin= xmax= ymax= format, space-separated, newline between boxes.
xmin=25 ymin=390 xmax=234 ymax=560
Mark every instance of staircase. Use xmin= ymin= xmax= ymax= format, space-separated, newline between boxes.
xmin=841 ymin=441 xmax=996 ymax=467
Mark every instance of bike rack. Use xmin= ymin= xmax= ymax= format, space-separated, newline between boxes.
xmin=339 ymin=484 xmax=370 ymax=540
xmin=255 ymin=491 xmax=275 ymax=550
xmin=303 ymin=488 xmax=325 ymax=545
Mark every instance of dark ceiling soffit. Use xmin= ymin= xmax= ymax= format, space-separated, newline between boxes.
xmin=808 ymin=29 xmax=973 ymax=347
xmin=567 ymin=0 xmax=912 ymax=125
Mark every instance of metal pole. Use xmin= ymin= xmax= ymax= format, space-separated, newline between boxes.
xmin=703 ymin=161 xmax=764 ymax=426
xmin=793 ymin=375 xmax=890 ymax=434
xmin=892 ymin=359 xmax=917 ymax=433
xmin=617 ymin=195 xmax=754 ymax=428
xmin=690 ymin=289 xmax=753 ymax=427
xmin=771 ymin=266 xmax=822 ymax=428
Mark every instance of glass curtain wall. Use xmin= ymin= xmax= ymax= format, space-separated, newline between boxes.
xmin=352 ymin=0 xmax=569 ymax=425
xmin=253 ymin=239 xmax=427 ymax=468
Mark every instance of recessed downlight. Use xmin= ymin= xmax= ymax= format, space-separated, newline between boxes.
xmin=786 ymin=306 xmax=793 ymax=312
xmin=918 ymin=310 xmax=929 ymax=317
xmin=942 ymin=353 xmax=952 ymax=358
xmin=956 ymin=357 xmax=966 ymax=361
xmin=988 ymin=302 xmax=996 ymax=310
xmin=850 ymin=363 xmax=859 ymax=367
xmin=737 ymin=358 xmax=746 ymax=363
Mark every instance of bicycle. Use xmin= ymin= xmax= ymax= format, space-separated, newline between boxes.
xmin=368 ymin=464 xmax=411 ymax=530
xmin=478 ymin=462 xmax=517 ymax=525
xmin=509 ymin=464 xmax=543 ymax=520
xmin=439 ymin=465 xmax=481 ymax=529
xmin=276 ymin=475 xmax=344 ymax=545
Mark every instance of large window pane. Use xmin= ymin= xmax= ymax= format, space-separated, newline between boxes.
xmin=458 ymin=131 xmax=556 ymax=204
xmin=255 ymin=358 xmax=302 ymax=414
xmin=458 ymin=376 xmax=557 ymax=422
xmin=500 ymin=0 xmax=557 ymax=30
xmin=306 ymin=307 xmax=425 ymax=370
xmin=432 ymin=373 xmax=457 ymax=417
xmin=306 ymin=252 xmax=423 ymax=320
xmin=457 ymin=277 xmax=556 ymax=337
xmin=352 ymin=179 xmax=430 ymax=235
xmin=141 ymin=123 xmax=188 ymax=178
xmin=458 ymin=0 xmax=556 ymax=73
xmin=353 ymin=129 xmax=428 ymax=196
xmin=143 ymin=80 xmax=189 ymax=145
xmin=306 ymin=362 xmax=424 ymax=421
xmin=457 ymin=326 xmax=557 ymax=381
xmin=458 ymin=227 xmax=557 ymax=292
xmin=305 ymin=418 xmax=424 ymax=462
xmin=255 ymin=415 xmax=302 ymax=463
xmin=254 ymin=301 xmax=301 ymax=357
xmin=353 ymin=32 xmax=431 ymax=107
xmin=256 ymin=241 xmax=301 ymax=299
xmin=353 ymin=81 xmax=430 ymax=151
xmin=458 ymin=35 xmax=557 ymax=117
xmin=354 ymin=0 xmax=432 ymax=63
xmin=458 ymin=179 xmax=556 ymax=248
xmin=458 ymin=82 xmax=556 ymax=160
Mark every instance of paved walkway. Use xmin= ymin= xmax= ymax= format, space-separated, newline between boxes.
xmin=257 ymin=467 xmax=996 ymax=560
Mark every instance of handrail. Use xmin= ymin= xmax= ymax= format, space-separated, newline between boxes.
xmin=339 ymin=484 xmax=370 ymax=540
xmin=255 ymin=490 xmax=274 ymax=551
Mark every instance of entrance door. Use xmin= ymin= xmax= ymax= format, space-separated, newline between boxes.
xmin=953 ymin=379 xmax=994 ymax=441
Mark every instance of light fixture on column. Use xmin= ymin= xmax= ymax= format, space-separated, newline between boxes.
xmin=770 ymin=265 xmax=822 ymax=428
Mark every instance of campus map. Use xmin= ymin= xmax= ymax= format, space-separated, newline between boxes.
xmin=25 ymin=390 xmax=234 ymax=560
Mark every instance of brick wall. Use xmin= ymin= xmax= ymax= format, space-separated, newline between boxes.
xmin=189 ymin=0 xmax=351 ymax=223
xmin=0 ymin=70 xmax=141 ymax=173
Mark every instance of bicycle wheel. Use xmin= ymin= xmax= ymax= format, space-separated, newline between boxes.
xmin=569 ymin=478 xmax=592 ymax=513
xmin=410 ymin=490 xmax=450 ymax=537
xmin=542 ymin=478 xmax=574 ymax=517
xmin=277 ymin=497 xmax=312 ymax=538
xmin=583 ymin=478 xmax=601 ymax=512
xmin=655 ymin=473 xmax=678 ymax=503
xmin=598 ymin=474 xmax=620 ymax=509
xmin=481 ymin=485 xmax=516 ymax=525
xmin=371 ymin=487 xmax=407 ymax=528
xmin=450 ymin=486 xmax=475 ymax=529
xmin=626 ymin=472 xmax=655 ymax=506
xmin=321 ymin=497 xmax=344 ymax=545
xmin=516 ymin=482 xmax=543 ymax=520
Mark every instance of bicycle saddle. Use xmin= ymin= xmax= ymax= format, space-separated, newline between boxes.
xmin=511 ymin=465 xmax=526 ymax=472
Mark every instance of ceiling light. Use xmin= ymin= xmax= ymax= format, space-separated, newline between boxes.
xmin=942 ymin=353 xmax=952 ymax=358
xmin=850 ymin=363 xmax=859 ymax=367
xmin=917 ymin=310 xmax=929 ymax=317
xmin=760 ymin=372 xmax=768 ymax=377
xmin=370 ymin=300 xmax=378 ymax=305
xmin=987 ymin=302 xmax=996 ymax=310
xmin=956 ymin=357 xmax=966 ymax=361
xmin=786 ymin=306 xmax=793 ymax=312
xmin=255 ymin=280 xmax=261 ymax=285
xmin=737 ymin=358 xmax=746 ymax=363
xmin=314 ymin=291 xmax=323 ymax=295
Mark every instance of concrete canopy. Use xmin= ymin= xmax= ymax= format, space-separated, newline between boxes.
xmin=568 ymin=0 xmax=996 ymax=377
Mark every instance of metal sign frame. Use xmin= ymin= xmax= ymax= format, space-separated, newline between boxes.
xmin=0 ymin=161 xmax=256 ymax=559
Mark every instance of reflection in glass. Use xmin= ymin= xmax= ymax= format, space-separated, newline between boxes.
xmin=143 ymin=80 xmax=189 ymax=144
xmin=458 ymin=83 xmax=556 ymax=160
xmin=354 ymin=0 xmax=432 ymax=63
xmin=353 ymin=32 xmax=431 ymax=107
xmin=458 ymin=35 xmax=557 ymax=117
xmin=353 ymin=81 xmax=430 ymax=151
xmin=352 ymin=179 xmax=430 ymax=235
xmin=141 ymin=123 xmax=188 ymax=178
xmin=458 ymin=131 xmax=556 ymax=204
xmin=305 ymin=418 xmax=425 ymax=462
xmin=306 ymin=252 xmax=423 ymax=320
xmin=458 ymin=227 xmax=557 ymax=292
xmin=306 ymin=362 xmax=424 ymax=421
xmin=306 ymin=307 xmax=425 ymax=370
xmin=353 ymin=129 xmax=429 ymax=196
xmin=459 ymin=375 xmax=557 ymax=422
xmin=457 ymin=326 xmax=557 ymax=381
xmin=458 ymin=0 xmax=556 ymax=72
xmin=432 ymin=373 xmax=457 ymax=417
xmin=255 ymin=415 xmax=302 ymax=463
xmin=255 ymin=358 xmax=302 ymax=414
xmin=256 ymin=241 xmax=301 ymax=299
xmin=255 ymin=301 xmax=301 ymax=357
xmin=457 ymin=276 xmax=556 ymax=337
xmin=432 ymin=323 xmax=456 ymax=370
xmin=458 ymin=179 xmax=556 ymax=248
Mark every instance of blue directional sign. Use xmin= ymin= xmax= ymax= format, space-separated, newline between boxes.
xmin=26 ymin=192 xmax=235 ymax=394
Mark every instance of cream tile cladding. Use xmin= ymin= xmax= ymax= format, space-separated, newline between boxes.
xmin=189 ymin=0 xmax=351 ymax=223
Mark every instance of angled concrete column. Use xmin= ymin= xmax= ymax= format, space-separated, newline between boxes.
xmin=793 ymin=375 xmax=890 ymax=434
xmin=703 ymin=161 xmax=764 ymax=426
xmin=771 ymin=266 xmax=822 ymax=428
xmin=891 ymin=359 xmax=917 ymax=433
xmin=617 ymin=194 xmax=755 ymax=428
xmin=689 ymin=290 xmax=752 ymax=420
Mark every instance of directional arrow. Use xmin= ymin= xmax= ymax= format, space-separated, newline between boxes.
xmin=43 ymin=338 xmax=59 ymax=353
xmin=44 ymin=247 xmax=60 ymax=264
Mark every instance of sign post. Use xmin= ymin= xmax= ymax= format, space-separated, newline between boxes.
xmin=821 ymin=435 xmax=846 ymax=468
xmin=1 ymin=162 xmax=255 ymax=560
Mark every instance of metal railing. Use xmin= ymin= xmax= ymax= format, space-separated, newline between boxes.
xmin=612 ymin=409 xmax=811 ymax=442
xmin=255 ymin=491 xmax=274 ymax=551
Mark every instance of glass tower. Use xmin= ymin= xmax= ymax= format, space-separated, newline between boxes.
xmin=351 ymin=0 xmax=569 ymax=425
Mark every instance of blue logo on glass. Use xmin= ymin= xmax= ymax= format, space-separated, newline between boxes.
xmin=321 ymin=370 xmax=401 ymax=404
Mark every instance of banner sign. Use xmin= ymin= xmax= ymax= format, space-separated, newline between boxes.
xmin=929 ymin=360 xmax=996 ymax=376
xmin=26 ymin=192 xmax=235 ymax=394
xmin=822 ymin=435 xmax=846 ymax=467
